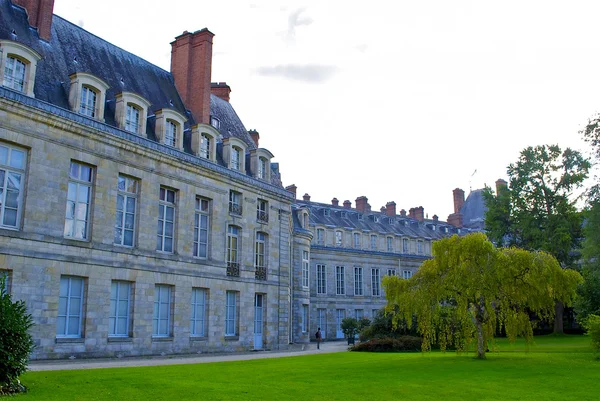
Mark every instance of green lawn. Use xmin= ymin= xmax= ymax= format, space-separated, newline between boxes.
xmin=17 ymin=335 xmax=599 ymax=401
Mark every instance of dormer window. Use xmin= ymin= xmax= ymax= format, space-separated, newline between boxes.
xmin=191 ymin=124 xmax=218 ymax=162
xmin=0 ymin=40 xmax=42 ymax=97
xmin=258 ymin=157 xmax=267 ymax=179
xmin=250 ymin=148 xmax=274 ymax=181
xmin=210 ymin=116 xmax=220 ymax=129
xmin=231 ymin=147 xmax=241 ymax=170
xmin=115 ymin=92 xmax=151 ymax=135
xmin=200 ymin=134 xmax=211 ymax=158
xmin=154 ymin=109 xmax=187 ymax=150
xmin=324 ymin=209 xmax=330 ymax=217
xmin=223 ymin=137 xmax=247 ymax=173
xmin=125 ymin=104 xmax=140 ymax=133
xmin=68 ymin=72 xmax=109 ymax=121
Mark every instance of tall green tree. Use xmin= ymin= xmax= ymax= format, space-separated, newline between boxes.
xmin=483 ymin=144 xmax=590 ymax=333
xmin=383 ymin=233 xmax=582 ymax=359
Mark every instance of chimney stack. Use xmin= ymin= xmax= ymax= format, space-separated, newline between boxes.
xmin=495 ymin=178 xmax=508 ymax=195
xmin=13 ymin=0 xmax=55 ymax=41
xmin=385 ymin=201 xmax=396 ymax=217
xmin=400 ymin=209 xmax=406 ymax=217
xmin=447 ymin=214 xmax=463 ymax=228
xmin=453 ymin=188 xmax=465 ymax=214
xmin=285 ymin=184 xmax=297 ymax=199
xmin=414 ymin=206 xmax=425 ymax=222
xmin=343 ymin=200 xmax=351 ymax=209
xmin=248 ymin=129 xmax=260 ymax=147
xmin=211 ymin=82 xmax=231 ymax=102
xmin=170 ymin=28 xmax=214 ymax=124
xmin=408 ymin=208 xmax=415 ymax=219
xmin=433 ymin=215 xmax=439 ymax=222
xmin=331 ymin=198 xmax=339 ymax=206
xmin=355 ymin=196 xmax=368 ymax=213
xmin=380 ymin=206 xmax=386 ymax=213
xmin=303 ymin=193 xmax=311 ymax=201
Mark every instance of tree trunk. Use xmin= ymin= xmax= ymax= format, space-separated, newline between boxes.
xmin=475 ymin=319 xmax=486 ymax=360
xmin=553 ymin=301 xmax=564 ymax=334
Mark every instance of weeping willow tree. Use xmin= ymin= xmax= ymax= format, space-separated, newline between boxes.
xmin=383 ymin=233 xmax=582 ymax=359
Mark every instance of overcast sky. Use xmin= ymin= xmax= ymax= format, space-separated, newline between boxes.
xmin=53 ymin=0 xmax=600 ymax=220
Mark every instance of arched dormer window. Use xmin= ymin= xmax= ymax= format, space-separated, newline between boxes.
xmin=223 ymin=137 xmax=247 ymax=173
xmin=250 ymin=148 xmax=274 ymax=181
xmin=0 ymin=40 xmax=41 ymax=97
xmin=191 ymin=124 xmax=218 ymax=162
xmin=68 ymin=72 xmax=110 ymax=121
xmin=115 ymin=92 xmax=151 ymax=135
xmin=154 ymin=108 xmax=187 ymax=150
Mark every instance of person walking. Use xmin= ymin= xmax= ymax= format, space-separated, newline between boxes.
xmin=316 ymin=327 xmax=322 ymax=349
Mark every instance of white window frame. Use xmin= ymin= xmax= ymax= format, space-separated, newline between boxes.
xmin=403 ymin=270 xmax=413 ymax=280
xmin=257 ymin=199 xmax=268 ymax=223
xmin=403 ymin=238 xmax=409 ymax=253
xmin=302 ymin=304 xmax=309 ymax=333
xmin=109 ymin=281 xmax=131 ymax=338
xmin=255 ymin=232 xmax=267 ymax=269
xmin=57 ymin=276 xmax=85 ymax=338
xmin=353 ymin=233 xmax=360 ymax=248
xmin=316 ymin=228 xmax=324 ymax=245
xmin=225 ymin=291 xmax=237 ymax=336
xmin=190 ymin=288 xmax=207 ymax=337
xmin=125 ymin=103 xmax=141 ymax=133
xmin=302 ymin=250 xmax=309 ymax=288
xmin=387 ymin=237 xmax=393 ymax=252
xmin=3 ymin=56 xmax=26 ymax=92
xmin=0 ymin=41 xmax=41 ymax=97
xmin=317 ymin=264 xmax=327 ymax=295
xmin=227 ymin=226 xmax=240 ymax=268
xmin=371 ymin=268 xmax=380 ymax=297
xmin=80 ymin=85 xmax=97 ymax=117
xmin=0 ymin=143 xmax=26 ymax=229
xmin=387 ymin=268 xmax=397 ymax=277
xmin=354 ymin=267 xmax=364 ymax=296
xmin=258 ymin=157 xmax=267 ymax=180
xmin=114 ymin=175 xmax=138 ymax=247
xmin=153 ymin=285 xmax=172 ymax=337
xmin=231 ymin=147 xmax=241 ymax=170
xmin=336 ymin=266 xmax=345 ymax=295
xmin=64 ymin=161 xmax=94 ymax=240
xmin=200 ymin=133 xmax=211 ymax=159
xmin=165 ymin=120 xmax=178 ymax=147
xmin=417 ymin=240 xmax=424 ymax=255
xmin=335 ymin=230 xmax=343 ymax=247
xmin=194 ymin=197 xmax=210 ymax=258
xmin=370 ymin=235 xmax=377 ymax=250
xmin=229 ymin=190 xmax=242 ymax=215
xmin=157 ymin=187 xmax=176 ymax=253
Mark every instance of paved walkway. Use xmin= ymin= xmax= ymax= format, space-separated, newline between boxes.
xmin=29 ymin=341 xmax=350 ymax=371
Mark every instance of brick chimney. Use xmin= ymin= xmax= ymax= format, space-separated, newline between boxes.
xmin=355 ymin=196 xmax=368 ymax=213
xmin=400 ymin=209 xmax=406 ymax=217
xmin=285 ymin=184 xmax=297 ymax=199
xmin=447 ymin=214 xmax=463 ymax=228
xmin=331 ymin=198 xmax=339 ymax=206
xmin=385 ymin=201 xmax=396 ymax=217
xmin=453 ymin=188 xmax=465 ymax=214
xmin=303 ymin=193 xmax=311 ymax=201
xmin=414 ymin=206 xmax=425 ymax=222
xmin=13 ymin=0 xmax=55 ymax=41
xmin=211 ymin=82 xmax=231 ymax=102
xmin=433 ymin=215 xmax=439 ymax=222
xmin=408 ymin=208 xmax=415 ymax=219
xmin=495 ymin=179 xmax=508 ymax=195
xmin=343 ymin=200 xmax=351 ymax=209
xmin=170 ymin=28 xmax=214 ymax=124
xmin=248 ymin=129 xmax=260 ymax=147
xmin=380 ymin=206 xmax=386 ymax=213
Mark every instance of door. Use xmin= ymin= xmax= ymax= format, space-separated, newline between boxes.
xmin=336 ymin=309 xmax=345 ymax=338
xmin=254 ymin=294 xmax=263 ymax=349
xmin=318 ymin=308 xmax=327 ymax=339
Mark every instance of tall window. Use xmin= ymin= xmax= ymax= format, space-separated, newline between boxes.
xmin=370 ymin=235 xmax=377 ymax=250
xmin=336 ymin=266 xmax=345 ymax=295
xmin=353 ymin=233 xmax=361 ymax=248
xmin=255 ymin=232 xmax=266 ymax=269
xmin=354 ymin=267 xmax=363 ymax=296
xmin=0 ymin=270 xmax=10 ymax=294
xmin=403 ymin=270 xmax=413 ymax=280
xmin=153 ymin=285 xmax=172 ymax=337
xmin=387 ymin=237 xmax=393 ymax=252
xmin=0 ymin=143 xmax=26 ymax=229
xmin=302 ymin=304 xmax=309 ymax=332
xmin=125 ymin=104 xmax=140 ymax=133
xmin=210 ymin=116 xmax=220 ymax=129
xmin=165 ymin=120 xmax=177 ymax=147
xmin=403 ymin=238 xmax=409 ymax=253
xmin=190 ymin=288 xmax=207 ymax=337
xmin=194 ymin=197 xmax=210 ymax=258
xmin=417 ymin=240 xmax=424 ymax=255
xmin=302 ymin=250 xmax=309 ymax=288
xmin=387 ymin=268 xmax=397 ymax=277
xmin=317 ymin=264 xmax=327 ymax=294
xmin=336 ymin=309 xmax=345 ymax=334
xmin=316 ymin=228 xmax=324 ymax=245
xmin=227 ymin=226 xmax=240 ymax=276
xmin=225 ymin=291 xmax=237 ymax=336
xmin=335 ymin=231 xmax=343 ymax=247
xmin=109 ymin=281 xmax=131 ymax=337
xmin=157 ymin=187 xmax=176 ymax=252
xmin=65 ymin=161 xmax=93 ymax=240
xmin=80 ymin=86 xmax=97 ymax=117
xmin=355 ymin=309 xmax=364 ymax=320
xmin=258 ymin=157 xmax=267 ymax=180
xmin=371 ymin=268 xmax=380 ymax=296
xmin=257 ymin=199 xmax=268 ymax=223
xmin=231 ymin=147 xmax=241 ymax=170
xmin=114 ymin=175 xmax=138 ymax=247
xmin=200 ymin=134 xmax=211 ymax=159
xmin=57 ymin=276 xmax=84 ymax=338
xmin=229 ymin=190 xmax=242 ymax=215
xmin=4 ymin=56 xmax=26 ymax=92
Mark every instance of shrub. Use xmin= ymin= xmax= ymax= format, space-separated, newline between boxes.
xmin=350 ymin=336 xmax=422 ymax=352
xmin=341 ymin=317 xmax=359 ymax=338
xmin=583 ymin=314 xmax=600 ymax=353
xmin=359 ymin=309 xmax=418 ymax=342
xmin=0 ymin=276 xmax=35 ymax=395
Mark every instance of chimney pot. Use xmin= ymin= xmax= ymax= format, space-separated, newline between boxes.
xmin=355 ymin=196 xmax=369 ymax=213
xmin=400 ymin=209 xmax=406 ymax=217
xmin=495 ymin=179 xmax=508 ymax=195
xmin=433 ymin=214 xmax=439 ymax=222
xmin=331 ymin=198 xmax=339 ymax=206
xmin=453 ymin=188 xmax=465 ymax=214
xmin=385 ymin=201 xmax=397 ymax=217
xmin=285 ymin=184 xmax=297 ymax=199
xmin=303 ymin=193 xmax=311 ymax=201
xmin=343 ymin=200 xmax=351 ymax=209
xmin=248 ymin=129 xmax=260 ymax=147
xmin=211 ymin=81 xmax=231 ymax=102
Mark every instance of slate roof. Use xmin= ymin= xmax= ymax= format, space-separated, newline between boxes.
xmin=295 ymin=200 xmax=472 ymax=240
xmin=460 ymin=189 xmax=487 ymax=230
xmin=0 ymin=0 xmax=267 ymax=179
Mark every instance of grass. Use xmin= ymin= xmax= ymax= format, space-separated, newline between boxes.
xmin=17 ymin=335 xmax=599 ymax=401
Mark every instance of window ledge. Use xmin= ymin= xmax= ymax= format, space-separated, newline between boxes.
xmin=190 ymin=336 xmax=208 ymax=342
xmin=152 ymin=337 xmax=174 ymax=342
xmin=108 ymin=337 xmax=133 ymax=343
xmin=55 ymin=337 xmax=84 ymax=344
xmin=224 ymin=336 xmax=239 ymax=341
